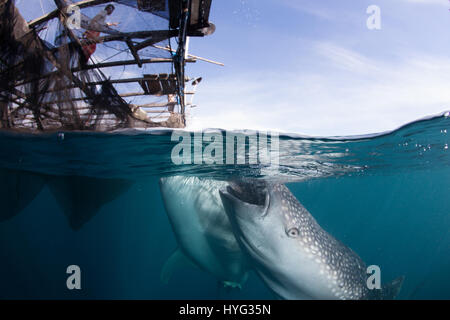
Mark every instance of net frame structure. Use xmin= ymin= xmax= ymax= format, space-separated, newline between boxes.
xmin=0 ymin=0 xmax=213 ymax=131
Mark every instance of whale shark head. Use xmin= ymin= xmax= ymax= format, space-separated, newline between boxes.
xmin=219 ymin=180 xmax=310 ymax=251
xmin=220 ymin=181 xmax=405 ymax=300
xmin=219 ymin=180 xmax=309 ymax=252
xmin=220 ymin=181 xmax=355 ymax=299
xmin=219 ymin=181 xmax=317 ymax=297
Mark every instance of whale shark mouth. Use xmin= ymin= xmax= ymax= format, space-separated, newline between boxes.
xmin=227 ymin=179 xmax=268 ymax=206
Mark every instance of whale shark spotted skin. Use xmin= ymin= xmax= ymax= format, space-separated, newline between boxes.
xmin=159 ymin=176 xmax=249 ymax=286
xmin=220 ymin=180 xmax=403 ymax=300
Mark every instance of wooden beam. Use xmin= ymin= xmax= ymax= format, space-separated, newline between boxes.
xmin=139 ymin=102 xmax=177 ymax=108
xmin=14 ymin=58 xmax=195 ymax=87
xmin=153 ymin=44 xmax=224 ymax=66
xmin=63 ymin=91 xmax=149 ymax=100
xmin=147 ymin=115 xmax=171 ymax=119
xmin=126 ymin=39 xmax=142 ymax=68
xmin=43 ymin=74 xmax=184 ymax=94
xmin=28 ymin=10 xmax=59 ymax=28
xmin=100 ymin=30 xmax=178 ymax=43
xmin=35 ymin=91 xmax=150 ymax=105
xmin=43 ymin=30 xmax=178 ymax=56
xmin=76 ymin=58 xmax=195 ymax=71
xmin=119 ymin=92 xmax=146 ymax=98
xmin=72 ymin=58 xmax=180 ymax=72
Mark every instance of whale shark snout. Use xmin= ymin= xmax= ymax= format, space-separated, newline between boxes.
xmin=220 ymin=180 xmax=270 ymax=223
xmin=226 ymin=180 xmax=268 ymax=206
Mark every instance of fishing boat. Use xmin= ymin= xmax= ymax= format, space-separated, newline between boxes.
xmin=0 ymin=0 xmax=216 ymax=131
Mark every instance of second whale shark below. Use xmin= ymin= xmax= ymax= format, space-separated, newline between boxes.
xmin=159 ymin=176 xmax=250 ymax=288
xmin=220 ymin=180 xmax=405 ymax=300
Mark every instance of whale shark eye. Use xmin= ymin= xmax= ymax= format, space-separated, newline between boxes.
xmin=287 ymin=227 xmax=300 ymax=238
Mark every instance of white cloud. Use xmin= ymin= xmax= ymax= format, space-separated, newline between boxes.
xmin=399 ymin=0 xmax=448 ymax=5
xmin=315 ymin=43 xmax=381 ymax=74
xmin=187 ymin=43 xmax=450 ymax=136
xmin=277 ymin=0 xmax=356 ymax=22
xmin=278 ymin=0 xmax=333 ymax=20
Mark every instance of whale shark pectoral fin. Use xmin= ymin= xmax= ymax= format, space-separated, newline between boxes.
xmin=160 ymin=248 xmax=196 ymax=285
xmin=381 ymin=276 xmax=405 ymax=300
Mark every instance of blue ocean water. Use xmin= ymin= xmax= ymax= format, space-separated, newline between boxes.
xmin=0 ymin=112 xmax=449 ymax=299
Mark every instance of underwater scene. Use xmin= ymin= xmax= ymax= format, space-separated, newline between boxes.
xmin=0 ymin=112 xmax=449 ymax=300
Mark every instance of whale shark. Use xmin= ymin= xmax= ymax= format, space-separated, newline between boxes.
xmin=219 ymin=180 xmax=404 ymax=300
xmin=159 ymin=176 xmax=250 ymax=287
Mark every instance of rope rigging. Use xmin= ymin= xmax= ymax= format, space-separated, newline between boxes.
xmin=0 ymin=0 xmax=215 ymax=131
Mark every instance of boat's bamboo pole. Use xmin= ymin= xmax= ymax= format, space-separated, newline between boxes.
xmin=138 ymin=102 xmax=177 ymax=108
xmin=40 ymin=95 xmax=177 ymax=106
xmin=42 ymin=92 xmax=148 ymax=103
xmin=1 ymin=31 xmax=178 ymax=78
xmin=14 ymin=58 xmax=195 ymax=87
xmin=144 ymin=110 xmax=171 ymax=113
xmin=148 ymin=115 xmax=170 ymax=119
xmin=99 ymin=30 xmax=178 ymax=42
xmin=74 ymin=57 xmax=190 ymax=71
xmin=125 ymin=40 xmax=142 ymax=68
xmin=153 ymin=44 xmax=224 ymax=66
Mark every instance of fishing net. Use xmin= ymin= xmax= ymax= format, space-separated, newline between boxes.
xmin=0 ymin=0 xmax=187 ymax=131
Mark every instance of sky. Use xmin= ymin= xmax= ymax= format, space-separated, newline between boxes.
xmin=16 ymin=0 xmax=450 ymax=136
xmin=185 ymin=0 xmax=450 ymax=135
